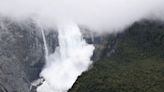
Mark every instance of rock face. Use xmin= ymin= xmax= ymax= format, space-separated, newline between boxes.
xmin=2 ymin=17 xmax=162 ymax=92
xmin=0 ymin=17 xmax=116 ymax=92
xmin=0 ymin=18 xmax=45 ymax=92
xmin=81 ymin=28 xmax=118 ymax=61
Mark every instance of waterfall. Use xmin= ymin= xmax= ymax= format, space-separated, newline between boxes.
xmin=41 ymin=28 xmax=49 ymax=59
xmin=37 ymin=23 xmax=95 ymax=92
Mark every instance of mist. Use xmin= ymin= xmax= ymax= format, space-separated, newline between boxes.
xmin=0 ymin=0 xmax=164 ymax=33
xmin=0 ymin=0 xmax=164 ymax=92
xmin=37 ymin=22 xmax=95 ymax=92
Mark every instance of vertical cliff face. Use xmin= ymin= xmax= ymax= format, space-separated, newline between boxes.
xmin=0 ymin=18 xmax=45 ymax=92
xmin=0 ymin=17 xmax=116 ymax=92
xmin=2 ymin=17 xmax=162 ymax=92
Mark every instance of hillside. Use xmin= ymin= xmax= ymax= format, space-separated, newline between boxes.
xmin=0 ymin=17 xmax=163 ymax=92
xmin=69 ymin=20 xmax=164 ymax=92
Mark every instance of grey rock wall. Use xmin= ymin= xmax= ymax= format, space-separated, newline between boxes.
xmin=0 ymin=17 xmax=115 ymax=92
xmin=0 ymin=18 xmax=45 ymax=92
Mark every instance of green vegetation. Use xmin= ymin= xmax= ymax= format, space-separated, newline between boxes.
xmin=69 ymin=21 xmax=164 ymax=92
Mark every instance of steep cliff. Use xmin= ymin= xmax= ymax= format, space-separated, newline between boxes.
xmin=0 ymin=18 xmax=45 ymax=92
xmin=0 ymin=17 xmax=163 ymax=92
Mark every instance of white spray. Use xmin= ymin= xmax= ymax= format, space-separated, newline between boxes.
xmin=37 ymin=22 xmax=95 ymax=92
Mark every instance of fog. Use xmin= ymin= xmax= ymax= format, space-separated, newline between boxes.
xmin=0 ymin=0 xmax=164 ymax=33
xmin=37 ymin=23 xmax=95 ymax=92
xmin=1 ymin=0 xmax=164 ymax=92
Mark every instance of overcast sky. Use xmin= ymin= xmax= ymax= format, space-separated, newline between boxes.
xmin=0 ymin=0 xmax=164 ymax=33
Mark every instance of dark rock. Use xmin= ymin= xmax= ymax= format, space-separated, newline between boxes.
xmin=0 ymin=18 xmax=45 ymax=92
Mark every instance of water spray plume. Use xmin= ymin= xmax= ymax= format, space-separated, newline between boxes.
xmin=37 ymin=22 xmax=95 ymax=92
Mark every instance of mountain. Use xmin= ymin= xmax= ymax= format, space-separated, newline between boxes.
xmin=0 ymin=17 xmax=61 ymax=92
xmin=0 ymin=17 xmax=163 ymax=92
xmin=69 ymin=20 xmax=164 ymax=92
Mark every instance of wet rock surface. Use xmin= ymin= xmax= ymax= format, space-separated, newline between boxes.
xmin=0 ymin=18 xmax=45 ymax=92
xmin=0 ymin=17 xmax=127 ymax=92
xmin=0 ymin=18 xmax=118 ymax=92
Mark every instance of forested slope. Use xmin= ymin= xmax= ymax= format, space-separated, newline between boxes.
xmin=69 ymin=20 xmax=164 ymax=92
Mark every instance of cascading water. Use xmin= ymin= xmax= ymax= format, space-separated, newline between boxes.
xmin=41 ymin=28 xmax=49 ymax=59
xmin=37 ymin=23 xmax=95 ymax=92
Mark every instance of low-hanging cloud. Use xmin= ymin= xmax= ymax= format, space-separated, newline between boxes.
xmin=1 ymin=1 xmax=164 ymax=92
xmin=0 ymin=0 xmax=164 ymax=33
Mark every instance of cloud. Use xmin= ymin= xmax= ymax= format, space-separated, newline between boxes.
xmin=0 ymin=0 xmax=163 ymax=33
